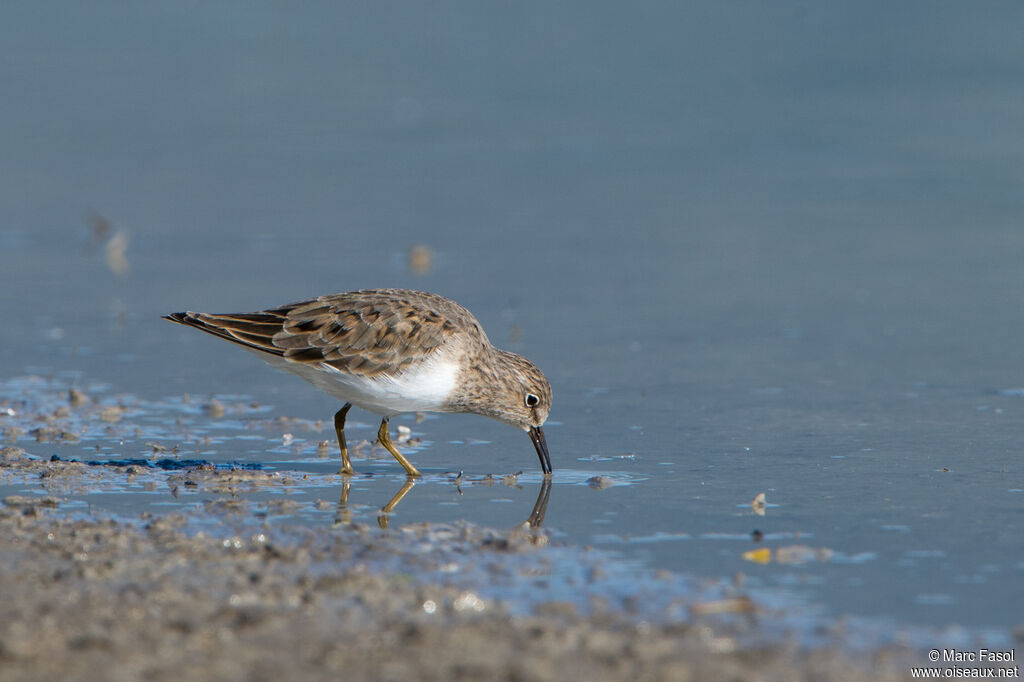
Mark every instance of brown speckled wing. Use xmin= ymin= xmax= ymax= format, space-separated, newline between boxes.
xmin=165 ymin=289 xmax=478 ymax=378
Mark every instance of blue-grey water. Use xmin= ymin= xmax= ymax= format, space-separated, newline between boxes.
xmin=3 ymin=1 xmax=1023 ymax=644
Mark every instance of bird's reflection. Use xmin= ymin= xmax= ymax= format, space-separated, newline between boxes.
xmin=334 ymin=474 xmax=552 ymax=529
xmin=525 ymin=476 xmax=551 ymax=528
xmin=377 ymin=478 xmax=416 ymax=528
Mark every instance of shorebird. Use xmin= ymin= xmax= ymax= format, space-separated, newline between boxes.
xmin=164 ymin=289 xmax=552 ymax=477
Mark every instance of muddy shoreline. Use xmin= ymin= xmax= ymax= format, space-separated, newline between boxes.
xmin=0 ymin=381 xmax=914 ymax=679
xmin=0 ymin=490 xmax=911 ymax=681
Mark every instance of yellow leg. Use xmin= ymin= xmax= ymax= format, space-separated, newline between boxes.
xmin=334 ymin=403 xmax=354 ymax=475
xmin=377 ymin=417 xmax=421 ymax=477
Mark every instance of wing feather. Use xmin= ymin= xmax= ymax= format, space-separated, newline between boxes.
xmin=164 ymin=289 xmax=481 ymax=378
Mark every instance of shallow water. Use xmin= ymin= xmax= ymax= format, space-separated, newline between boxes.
xmin=3 ymin=0 xmax=1024 ymax=647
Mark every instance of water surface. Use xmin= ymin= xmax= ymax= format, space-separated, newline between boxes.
xmin=2 ymin=1 xmax=1023 ymax=642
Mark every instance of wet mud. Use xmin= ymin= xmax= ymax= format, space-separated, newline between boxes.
xmin=0 ymin=376 xmax=914 ymax=680
xmin=0 ymin=497 xmax=911 ymax=682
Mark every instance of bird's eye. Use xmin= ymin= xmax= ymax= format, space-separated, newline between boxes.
xmin=524 ymin=393 xmax=540 ymax=408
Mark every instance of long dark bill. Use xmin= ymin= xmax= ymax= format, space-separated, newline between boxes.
xmin=528 ymin=426 xmax=552 ymax=476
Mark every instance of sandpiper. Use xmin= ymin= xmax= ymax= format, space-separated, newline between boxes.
xmin=163 ymin=289 xmax=552 ymax=477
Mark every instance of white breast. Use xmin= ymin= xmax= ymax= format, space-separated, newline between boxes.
xmin=258 ymin=350 xmax=459 ymax=417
